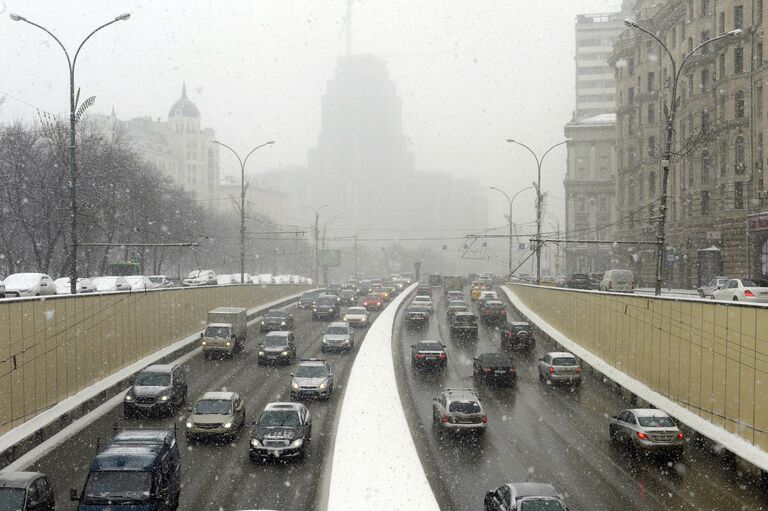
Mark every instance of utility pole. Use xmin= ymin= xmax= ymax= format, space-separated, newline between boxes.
xmin=353 ymin=235 xmax=358 ymax=278
xmin=322 ymin=224 xmax=328 ymax=285
xmin=491 ymin=185 xmax=533 ymax=278
xmin=302 ymin=204 xmax=328 ymax=285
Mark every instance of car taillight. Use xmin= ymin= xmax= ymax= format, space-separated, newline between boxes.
xmin=509 ymin=367 xmax=516 ymax=373
xmin=483 ymin=368 xmax=492 ymax=374
xmin=441 ymin=415 xmax=449 ymax=424
xmin=415 ymin=354 xmax=425 ymax=359
xmin=745 ymin=289 xmax=755 ymax=297
xmin=439 ymin=353 xmax=447 ymax=360
xmin=677 ymin=432 xmax=684 ymax=440
xmin=575 ymin=367 xmax=582 ymax=373
xmin=481 ymin=415 xmax=488 ymax=424
xmin=549 ymin=366 xmax=555 ymax=373
xmin=636 ymin=431 xmax=649 ymax=440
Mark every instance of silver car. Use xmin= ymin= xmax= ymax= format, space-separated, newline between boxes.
xmin=185 ymin=391 xmax=246 ymax=442
xmin=291 ymin=358 xmax=334 ymax=399
xmin=538 ymin=352 xmax=582 ymax=385
xmin=609 ymin=408 xmax=684 ymax=458
xmin=697 ymin=276 xmax=729 ymax=298
xmin=321 ymin=322 xmax=355 ymax=352
xmin=431 ymin=388 xmax=487 ymax=436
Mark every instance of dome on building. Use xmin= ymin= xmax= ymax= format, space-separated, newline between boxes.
xmin=168 ymin=83 xmax=200 ymax=118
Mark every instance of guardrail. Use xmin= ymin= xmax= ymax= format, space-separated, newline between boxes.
xmin=325 ymin=283 xmax=440 ymax=511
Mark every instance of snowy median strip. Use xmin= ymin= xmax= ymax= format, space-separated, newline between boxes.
xmin=503 ymin=285 xmax=768 ymax=473
xmin=327 ymin=283 xmax=440 ymax=511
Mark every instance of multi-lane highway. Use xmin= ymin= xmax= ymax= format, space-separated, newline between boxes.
xmin=27 ymin=303 xmax=380 ymax=511
xmin=393 ymin=288 xmax=767 ymax=511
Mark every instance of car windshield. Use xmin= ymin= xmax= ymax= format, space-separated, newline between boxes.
xmin=264 ymin=335 xmax=288 ymax=347
xmin=512 ymin=325 xmax=531 ymax=331
xmin=637 ymin=416 xmax=677 ymax=428
xmin=83 ymin=471 xmax=151 ymax=502
xmin=486 ymin=303 xmax=505 ymax=309
xmin=194 ymin=399 xmax=232 ymax=415
xmin=346 ymin=308 xmax=366 ymax=315
xmin=148 ymin=276 xmax=164 ymax=284
xmin=455 ymin=315 xmax=476 ymax=325
xmin=326 ymin=327 xmax=349 ymax=335
xmin=259 ymin=410 xmax=301 ymax=427
xmin=205 ymin=326 xmax=230 ymax=338
xmin=316 ymin=297 xmax=335 ymax=305
xmin=265 ymin=311 xmax=287 ymax=318
xmin=448 ymin=401 xmax=481 ymax=413
xmin=552 ymin=357 xmax=577 ymax=366
xmin=610 ymin=271 xmax=634 ymax=282
xmin=4 ymin=274 xmax=39 ymax=287
xmin=134 ymin=372 xmax=170 ymax=386
xmin=519 ymin=500 xmax=566 ymax=511
xmin=366 ymin=295 xmax=380 ymax=300
xmin=418 ymin=342 xmax=441 ymax=351
xmin=295 ymin=365 xmax=328 ymax=378
xmin=0 ymin=488 xmax=25 ymax=511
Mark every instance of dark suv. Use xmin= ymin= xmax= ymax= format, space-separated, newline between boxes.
xmin=500 ymin=321 xmax=535 ymax=351
xmin=123 ymin=364 xmax=187 ymax=417
xmin=566 ymin=273 xmax=591 ymax=289
xmin=478 ymin=300 xmax=507 ymax=326
xmin=312 ymin=294 xmax=340 ymax=320
xmin=450 ymin=312 xmax=478 ymax=339
xmin=0 ymin=472 xmax=55 ymax=511
xmin=261 ymin=309 xmax=294 ymax=332
xmin=250 ymin=402 xmax=312 ymax=462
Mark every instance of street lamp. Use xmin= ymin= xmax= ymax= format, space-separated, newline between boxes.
xmin=302 ymin=204 xmax=329 ymax=285
xmin=624 ymin=19 xmax=742 ymax=296
xmin=213 ymin=140 xmax=275 ymax=285
xmin=506 ymin=139 xmax=567 ymax=285
xmin=489 ymin=185 xmax=533 ymax=277
xmin=321 ymin=214 xmax=343 ymax=285
xmin=11 ymin=12 xmax=131 ymax=294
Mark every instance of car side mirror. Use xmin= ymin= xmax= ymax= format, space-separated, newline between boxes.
xmin=485 ymin=491 xmax=495 ymax=502
xmin=186 ymin=407 xmax=193 ymax=413
xmin=200 ymin=332 xmax=204 ymax=339
xmin=158 ymin=488 xmax=169 ymax=501
xmin=611 ymin=415 xmax=618 ymax=420
xmin=538 ymin=357 xmax=544 ymax=362
xmin=290 ymin=372 xmax=295 ymax=377
xmin=69 ymin=489 xmax=79 ymax=502
xmin=432 ymin=397 xmax=438 ymax=402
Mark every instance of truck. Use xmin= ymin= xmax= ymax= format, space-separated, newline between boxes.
xmin=201 ymin=307 xmax=248 ymax=359
xmin=443 ymin=275 xmax=464 ymax=298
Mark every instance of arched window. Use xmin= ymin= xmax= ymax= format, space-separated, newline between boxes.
xmin=701 ymin=150 xmax=711 ymax=184
xmin=649 ymin=170 xmax=657 ymax=196
xmin=720 ymin=140 xmax=728 ymax=177
xmin=736 ymin=135 xmax=746 ymax=174
xmin=735 ymin=90 xmax=745 ymax=118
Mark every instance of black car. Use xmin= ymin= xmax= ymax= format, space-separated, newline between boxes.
xmin=416 ymin=285 xmax=432 ymax=298
xmin=312 ymin=294 xmax=340 ymax=320
xmin=258 ymin=331 xmax=296 ymax=365
xmin=478 ymin=300 xmax=507 ymax=326
xmin=339 ymin=288 xmax=357 ymax=306
xmin=473 ymin=353 xmax=516 ymax=386
xmin=357 ymin=280 xmax=372 ymax=296
xmin=410 ymin=340 xmax=447 ymax=370
xmin=449 ymin=312 xmax=478 ymax=339
xmin=123 ymin=364 xmax=187 ymax=418
xmin=298 ymin=290 xmax=323 ymax=309
xmin=249 ymin=402 xmax=312 ymax=462
xmin=0 ymin=472 xmax=55 ymax=511
xmin=261 ymin=309 xmax=294 ymax=332
xmin=566 ymin=273 xmax=592 ymax=289
xmin=500 ymin=321 xmax=535 ymax=351
xmin=405 ymin=308 xmax=429 ymax=330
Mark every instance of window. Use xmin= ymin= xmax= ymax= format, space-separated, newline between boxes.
xmin=759 ymin=85 xmax=764 ymax=114
xmin=701 ymin=68 xmax=710 ymax=92
xmin=720 ymin=140 xmax=728 ymax=176
xmin=648 ymin=103 xmax=656 ymax=124
xmin=670 ymin=27 xmax=677 ymax=48
xmin=648 ymin=136 xmax=656 ymax=157
xmin=735 ymin=181 xmax=745 ymax=208
xmin=688 ymin=159 xmax=695 ymax=187
xmin=688 ymin=0 xmax=694 ymax=20
xmin=719 ymin=11 xmax=726 ymax=34
xmin=628 ymin=146 xmax=637 ymax=165
xmin=701 ymin=31 xmax=711 ymax=54
xmin=649 ymin=170 xmax=657 ymax=196
xmin=702 ymin=150 xmax=711 ymax=184
xmin=701 ymin=191 xmax=710 ymax=213
xmin=628 ymin=58 xmax=635 ymax=75
xmin=759 ymin=0 xmax=765 ymax=24
xmin=701 ymin=110 xmax=710 ymax=132
xmin=720 ymin=94 xmax=727 ymax=119
xmin=735 ymin=90 xmax=745 ymax=118
xmin=702 ymin=0 xmax=711 ymax=15
xmin=688 ymin=37 xmax=694 ymax=53
xmin=734 ymin=5 xmax=744 ymax=29
xmin=758 ymin=43 xmax=764 ymax=68
xmin=736 ymin=135 xmax=746 ymax=173
xmin=647 ymin=71 xmax=655 ymax=92
xmin=719 ymin=53 xmax=726 ymax=78
xmin=735 ymin=47 xmax=744 ymax=74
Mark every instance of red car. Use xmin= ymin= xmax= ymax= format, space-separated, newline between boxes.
xmin=363 ymin=294 xmax=383 ymax=311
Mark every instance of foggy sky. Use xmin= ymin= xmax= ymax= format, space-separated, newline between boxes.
xmin=2 ymin=0 xmax=622 ymax=235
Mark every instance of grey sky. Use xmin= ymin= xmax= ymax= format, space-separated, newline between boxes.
xmin=3 ymin=0 xmax=621 ymax=232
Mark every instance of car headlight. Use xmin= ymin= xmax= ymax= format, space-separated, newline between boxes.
xmin=292 ymin=382 xmax=300 ymax=390
xmin=261 ymin=320 xmax=265 ymax=325
xmin=159 ymin=395 xmax=170 ymax=402
xmin=290 ymin=438 xmax=304 ymax=448
xmin=223 ymin=422 xmax=232 ymax=429
xmin=225 ymin=342 xmax=231 ymax=346
xmin=186 ymin=421 xmax=193 ymax=428
xmin=281 ymin=351 xmax=289 ymax=356
xmin=251 ymin=439 xmax=262 ymax=447
xmin=201 ymin=341 xmax=207 ymax=346
xmin=124 ymin=394 xmax=133 ymax=401
xmin=281 ymin=321 xmax=286 ymax=325
xmin=318 ymin=382 xmax=327 ymax=390
xmin=258 ymin=350 xmax=265 ymax=356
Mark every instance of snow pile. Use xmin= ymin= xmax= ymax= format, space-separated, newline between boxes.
xmin=327 ymin=283 xmax=440 ymax=511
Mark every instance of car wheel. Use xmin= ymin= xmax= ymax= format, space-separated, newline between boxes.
xmin=609 ymin=426 xmax=618 ymax=444
xmin=733 ymin=297 xmax=739 ymax=302
xmin=538 ymin=370 xmax=544 ymax=381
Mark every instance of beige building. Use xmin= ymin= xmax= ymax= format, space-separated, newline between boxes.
xmin=218 ymin=175 xmax=291 ymax=227
xmin=611 ymin=0 xmax=768 ymax=287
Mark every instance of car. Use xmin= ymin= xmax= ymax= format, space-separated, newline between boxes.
xmin=432 ymin=388 xmax=486 ymax=436
xmin=416 ymin=285 xmax=432 ymax=297
xmin=538 ymin=352 xmax=582 ymax=385
xmin=185 ymin=391 xmax=246 ymax=442
xmin=566 ymin=273 xmax=592 ymax=289
xmin=321 ymin=322 xmax=355 ymax=352
xmin=291 ymin=358 xmax=334 ymax=399
xmin=473 ymin=353 xmax=516 ymax=386
xmin=470 ymin=281 xmax=491 ymax=301
xmin=91 ymin=276 xmax=131 ymax=292
xmin=449 ymin=312 xmax=478 ymax=339
xmin=357 ymin=280 xmax=372 ymax=296
xmin=260 ymin=309 xmax=295 ymax=332
xmin=0 ymin=472 xmax=55 ymax=511
xmin=372 ymin=286 xmax=390 ymax=301
xmin=477 ymin=290 xmax=499 ymax=308
xmin=298 ymin=289 xmax=325 ymax=309
xmin=411 ymin=295 xmax=433 ymax=314
xmin=339 ymin=288 xmax=357 ymax=305
xmin=405 ymin=307 xmax=429 ymax=330
xmin=312 ymin=294 xmax=340 ymax=320
xmin=3 ymin=273 xmax=56 ymax=297
xmin=217 ymin=274 xmax=234 ymax=285
xmin=410 ymin=340 xmax=447 ymax=370
xmin=500 ymin=321 xmax=535 ymax=351
xmin=484 ymin=482 xmax=568 ymax=511
xmin=148 ymin=275 xmax=173 ymax=288
xmin=0 ymin=279 xmax=4 ymax=298
xmin=478 ymin=300 xmax=507 ymax=326
xmin=712 ymin=278 xmax=768 ymax=302
xmin=258 ymin=331 xmax=296 ymax=365
xmin=183 ymin=269 xmax=217 ymax=286
xmin=446 ymin=300 xmax=469 ymax=323
xmin=588 ymin=272 xmax=604 ymax=289
xmin=326 ymin=284 xmax=342 ymax=295
xmin=123 ymin=364 xmax=187 ymax=418
xmin=343 ymin=306 xmax=370 ymax=328
xmin=609 ymin=408 xmax=685 ymax=458
xmin=249 ymin=402 xmax=312 ymax=462
xmin=54 ymin=277 xmax=96 ymax=294
xmin=362 ymin=293 xmax=383 ymax=311
xmin=599 ymin=269 xmax=636 ymax=292
xmin=124 ymin=275 xmax=156 ymax=291
xmin=445 ymin=290 xmax=464 ymax=302
xmin=697 ymin=276 xmax=729 ymax=298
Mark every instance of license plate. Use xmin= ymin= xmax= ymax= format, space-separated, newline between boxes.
xmin=495 ymin=370 xmax=506 ymax=375
xmin=267 ymin=356 xmax=277 ymax=359
xmin=426 ymin=356 xmax=437 ymax=361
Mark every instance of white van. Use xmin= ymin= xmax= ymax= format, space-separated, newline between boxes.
xmin=600 ymin=270 xmax=636 ymax=293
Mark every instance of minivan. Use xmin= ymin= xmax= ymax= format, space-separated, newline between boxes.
xmin=599 ymin=269 xmax=636 ymax=293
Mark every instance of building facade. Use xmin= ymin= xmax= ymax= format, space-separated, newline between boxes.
xmin=611 ymin=0 xmax=768 ymax=287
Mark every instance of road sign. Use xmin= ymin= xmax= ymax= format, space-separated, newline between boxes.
xmin=318 ymin=249 xmax=341 ymax=267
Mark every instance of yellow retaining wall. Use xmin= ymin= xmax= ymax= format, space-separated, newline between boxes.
xmin=0 ymin=285 xmax=309 ymax=434
xmin=509 ymin=284 xmax=768 ymax=452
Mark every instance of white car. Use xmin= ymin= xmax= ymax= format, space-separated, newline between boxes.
xmin=254 ymin=274 xmax=275 ymax=285
xmin=217 ymin=274 xmax=234 ymax=285
xmin=0 ymin=279 xmax=5 ymax=298
xmin=92 ymin=276 xmax=131 ymax=292
xmin=712 ymin=278 xmax=768 ymax=303
xmin=411 ymin=295 xmax=433 ymax=314
xmin=599 ymin=269 xmax=636 ymax=293
xmin=54 ymin=277 xmax=96 ymax=294
xmin=123 ymin=275 xmax=156 ymax=291
xmin=4 ymin=273 xmax=56 ymax=297
xmin=148 ymin=275 xmax=173 ymax=288
xmin=477 ymin=290 xmax=499 ymax=307
xmin=229 ymin=273 xmax=252 ymax=284
xmin=183 ymin=269 xmax=217 ymax=286
xmin=343 ymin=306 xmax=370 ymax=329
